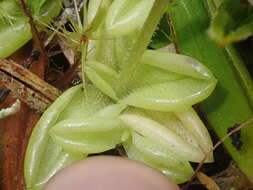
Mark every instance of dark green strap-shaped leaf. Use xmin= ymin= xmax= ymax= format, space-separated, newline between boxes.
xmin=208 ymin=0 xmax=252 ymax=45
xmin=223 ymin=14 xmax=253 ymax=44
xmin=169 ymin=0 xmax=253 ymax=180
xmin=207 ymin=0 xmax=253 ymax=109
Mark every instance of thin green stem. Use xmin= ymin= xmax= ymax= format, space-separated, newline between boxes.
xmin=73 ymin=0 xmax=83 ymax=29
xmin=81 ymin=42 xmax=88 ymax=87
xmin=82 ymin=0 xmax=89 ymax=31
xmin=117 ymin=0 xmax=170 ymax=97
xmin=206 ymin=0 xmax=253 ymax=109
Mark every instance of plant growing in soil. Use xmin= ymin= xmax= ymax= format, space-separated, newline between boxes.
xmin=1 ymin=0 xmax=253 ymax=190
xmin=21 ymin=0 xmax=219 ymax=189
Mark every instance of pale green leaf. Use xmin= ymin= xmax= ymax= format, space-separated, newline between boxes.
xmin=0 ymin=1 xmax=31 ymax=58
xmin=126 ymin=108 xmax=200 ymax=149
xmin=25 ymin=85 xmax=83 ymax=190
xmin=87 ymin=0 xmax=112 ymax=32
xmin=105 ymin=0 xmax=155 ymax=36
xmin=51 ymin=129 xmax=123 ymax=154
xmin=50 ymin=118 xmax=120 ymax=134
xmin=131 ymin=132 xmax=194 ymax=173
xmin=121 ymin=79 xmax=217 ymax=111
xmin=49 ymin=89 xmax=126 ymax=154
xmin=175 ymin=107 xmax=214 ymax=162
xmin=25 ymin=85 xmax=113 ymax=189
xmin=132 ymin=63 xmax=185 ymax=88
xmin=84 ymin=66 xmax=118 ymax=100
xmin=141 ymin=50 xmax=215 ymax=80
xmin=124 ymin=137 xmax=194 ymax=184
xmin=120 ymin=113 xmax=205 ymax=162
xmin=86 ymin=61 xmax=119 ymax=84
xmin=50 ymin=104 xmax=126 ymax=134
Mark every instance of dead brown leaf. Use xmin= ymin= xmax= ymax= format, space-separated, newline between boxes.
xmin=197 ymin=172 xmax=221 ymax=190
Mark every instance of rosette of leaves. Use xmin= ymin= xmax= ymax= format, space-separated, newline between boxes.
xmin=25 ymin=0 xmax=217 ymax=189
xmin=83 ymin=0 xmax=216 ymax=164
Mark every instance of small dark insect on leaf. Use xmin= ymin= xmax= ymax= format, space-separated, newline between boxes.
xmin=227 ymin=124 xmax=243 ymax=150
xmin=0 ymin=88 xmax=10 ymax=103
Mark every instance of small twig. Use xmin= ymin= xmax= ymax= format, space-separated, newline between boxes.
xmin=0 ymin=59 xmax=62 ymax=112
xmin=0 ymin=59 xmax=61 ymax=100
xmin=183 ymin=117 xmax=253 ymax=190
xmin=19 ymin=0 xmax=48 ymax=78
xmin=197 ymin=172 xmax=220 ymax=190
xmin=168 ymin=12 xmax=180 ymax=54
xmin=0 ymin=70 xmax=50 ymax=112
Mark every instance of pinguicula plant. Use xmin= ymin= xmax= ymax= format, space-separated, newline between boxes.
xmin=22 ymin=0 xmax=217 ymax=189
